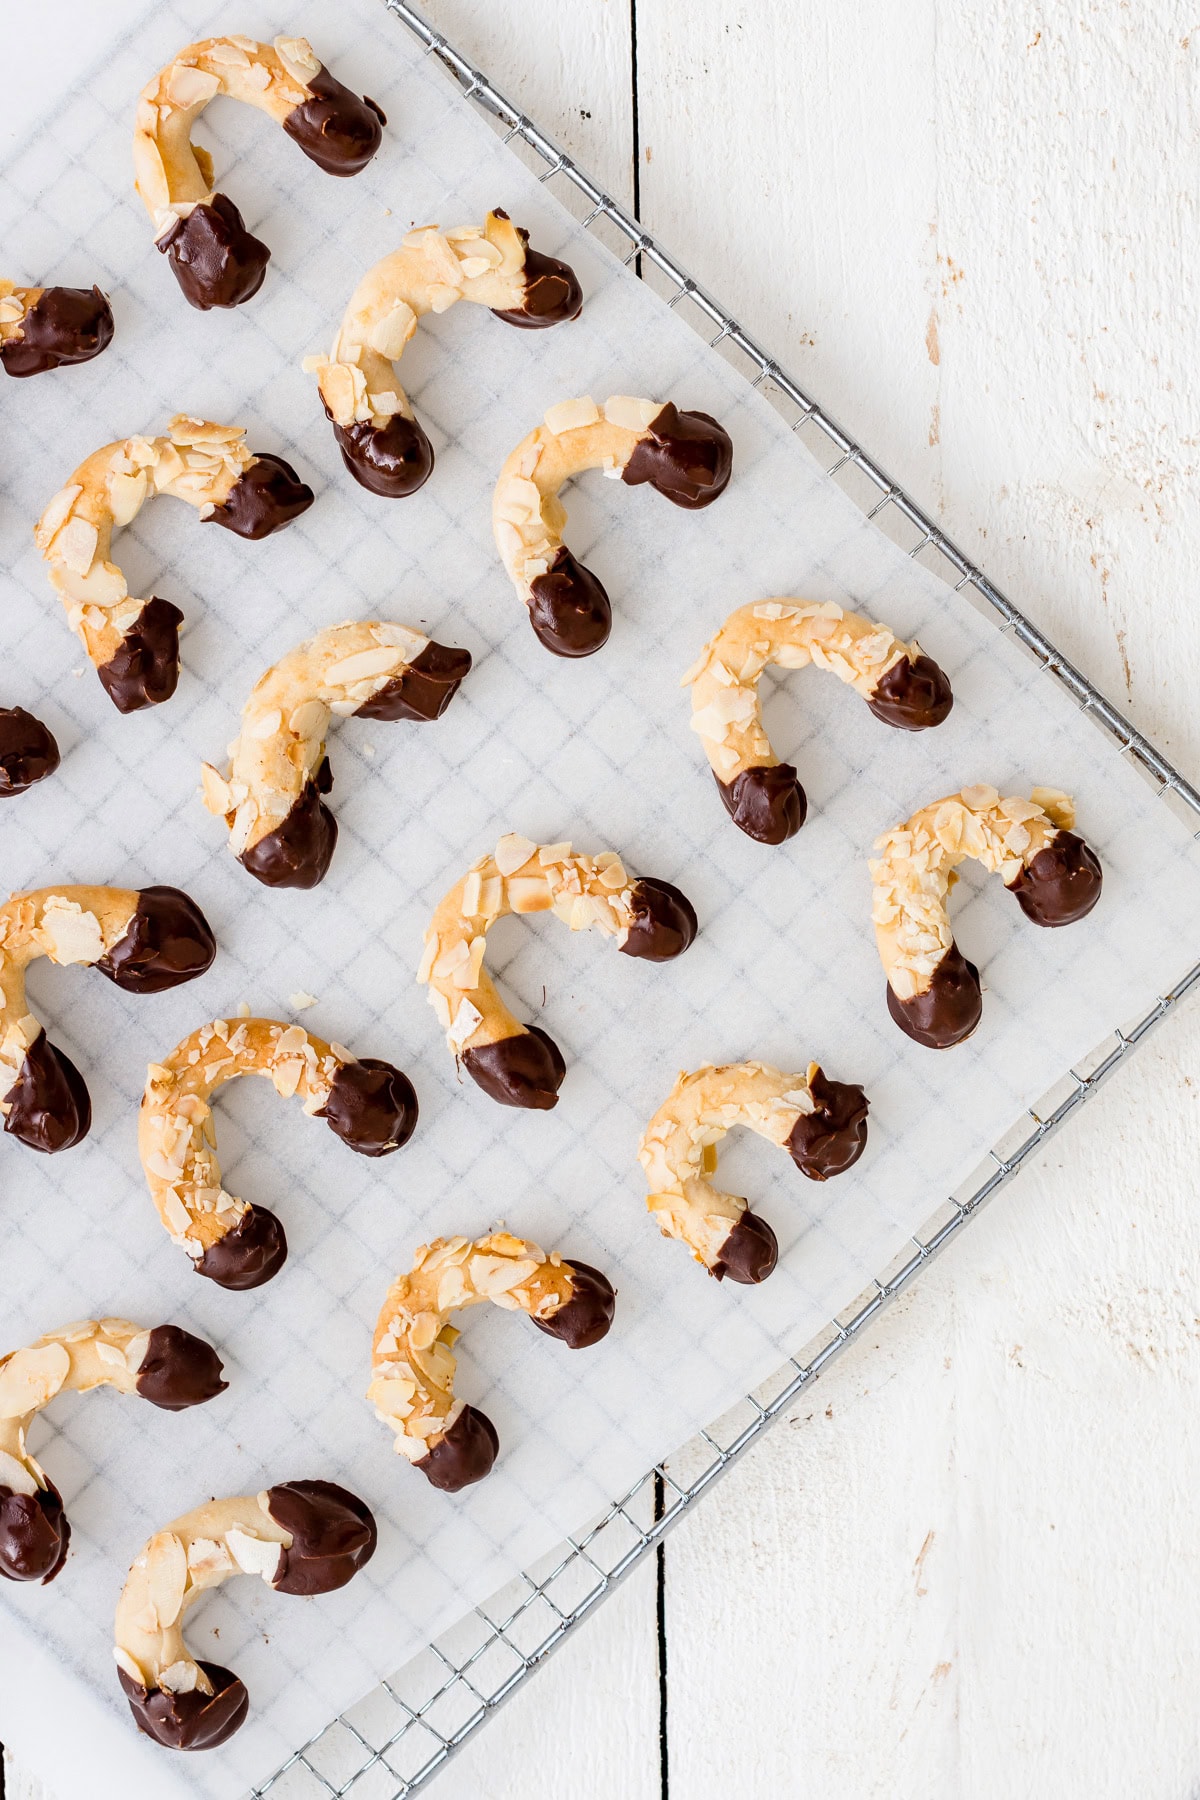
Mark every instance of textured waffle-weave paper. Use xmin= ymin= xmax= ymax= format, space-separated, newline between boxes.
xmin=1 ymin=2 xmax=1199 ymax=1795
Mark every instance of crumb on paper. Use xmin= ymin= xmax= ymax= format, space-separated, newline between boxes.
xmin=290 ymin=991 xmax=318 ymax=1010
xmin=236 ymin=1000 xmax=251 ymax=1018
xmin=360 ymin=742 xmax=376 ymax=759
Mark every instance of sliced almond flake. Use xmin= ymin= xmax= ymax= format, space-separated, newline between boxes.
xmin=494 ymin=833 xmax=537 ymax=877
xmin=94 ymin=1341 xmax=127 ymax=1369
xmin=602 ymin=394 xmax=660 ymax=433
xmin=447 ymin=998 xmax=483 ymax=1049
xmin=161 ymin=1190 xmax=193 ymax=1237
xmin=543 ymin=395 xmax=599 ymax=436
xmin=0 ymin=1450 xmax=37 ymax=1496
xmin=225 ymin=1529 xmax=282 ymax=1581
xmin=368 ymin=300 xmax=418 ymax=360
xmin=53 ymin=516 xmax=99 ymax=576
xmin=506 ymin=875 xmax=552 ymax=913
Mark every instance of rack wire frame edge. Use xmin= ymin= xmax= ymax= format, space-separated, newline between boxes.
xmin=247 ymin=5 xmax=1200 ymax=1793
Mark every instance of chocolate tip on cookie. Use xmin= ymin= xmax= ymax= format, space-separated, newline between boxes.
xmin=0 ymin=1479 xmax=70 ymax=1584
xmin=492 ymin=245 xmax=584 ymax=329
xmin=160 ymin=194 xmax=270 ymax=311
xmin=333 ymin=415 xmax=434 ymax=498
xmin=97 ymin=886 xmax=216 ymax=994
xmin=96 ymin=597 xmax=183 ymax=713
xmin=283 ymin=67 xmax=385 ymax=176
xmin=264 ymin=1480 xmax=377 ymax=1594
xmin=355 ymin=641 xmax=472 ymax=721
xmin=1006 ymin=831 xmax=1103 ymax=927
xmin=620 ymin=879 xmax=698 ymax=962
xmin=195 ymin=1204 xmax=288 ymax=1290
xmin=316 ymin=1058 xmax=418 ymax=1157
xmin=205 ymin=453 xmax=313 ymax=539
xmin=717 ymin=763 xmax=806 ymax=843
xmin=711 ymin=1210 xmax=778 ymax=1285
xmin=2 ymin=1031 xmax=91 ymax=1154
xmin=417 ymin=1406 xmax=500 ymax=1492
xmin=119 ymin=1660 xmax=248 ymax=1751
xmin=239 ymin=765 xmax=338 ymax=888
xmin=887 ymin=943 xmax=983 ymax=1050
xmin=0 ymin=707 xmax=60 ymax=797
xmin=527 ymin=547 xmax=612 ymax=656
xmin=622 ymin=403 xmax=733 ymax=509
xmin=532 ymin=1262 xmax=616 ymax=1349
xmin=866 ymin=652 xmax=955 ymax=731
xmin=0 ymin=285 xmax=114 ymax=378
xmin=463 ymin=1025 xmax=566 ymax=1110
xmin=134 ymin=1326 xmax=227 ymax=1412
xmin=786 ymin=1068 xmax=869 ymax=1180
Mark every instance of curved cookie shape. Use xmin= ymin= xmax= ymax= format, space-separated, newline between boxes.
xmin=0 ymin=1319 xmax=226 ymax=1586
xmin=0 ymin=281 xmax=113 ymax=377
xmin=638 ymin=1061 xmax=869 ymax=1283
xmin=200 ymin=620 xmax=471 ymax=889
xmin=0 ymin=886 xmax=216 ymax=1155
xmin=369 ymin=1231 xmax=615 ymax=1492
xmin=135 ymin=35 xmax=384 ymax=310
xmin=872 ymin=785 xmax=1104 ymax=1050
xmin=494 ymin=395 xmax=734 ymax=656
xmin=35 ymin=417 xmax=313 ymax=712
xmin=140 ymin=1018 xmax=418 ymax=1289
xmin=419 ymin=834 xmax=698 ymax=1109
xmin=685 ymin=598 xmax=954 ymax=843
xmin=115 ymin=1481 xmax=376 ymax=1751
xmin=0 ymin=708 xmax=60 ymax=799
xmin=306 ymin=210 xmax=582 ymax=498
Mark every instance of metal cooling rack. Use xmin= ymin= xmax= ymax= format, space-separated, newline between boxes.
xmin=247 ymin=3 xmax=1200 ymax=1793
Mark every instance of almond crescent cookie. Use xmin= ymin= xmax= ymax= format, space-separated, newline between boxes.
xmin=0 ymin=1320 xmax=226 ymax=1586
xmin=872 ymin=786 xmax=1104 ymax=1049
xmin=369 ymin=1232 xmax=615 ymax=1492
xmin=134 ymin=35 xmax=384 ymax=310
xmin=35 ymin=417 xmax=313 ymax=712
xmin=139 ymin=1018 xmax=418 ymax=1289
xmin=305 ymin=210 xmax=582 ymax=498
xmin=114 ymin=1482 xmax=376 ymax=1751
xmin=494 ymin=395 xmax=734 ymax=655
xmin=0 ymin=886 xmax=216 ymax=1155
xmin=0 ymin=707 xmax=60 ymax=799
xmin=0 ymin=279 xmax=113 ymax=377
xmin=200 ymin=620 xmax=471 ymax=888
xmin=638 ymin=1061 xmax=869 ymax=1283
xmin=684 ymin=598 xmax=953 ymax=842
xmin=419 ymin=834 xmax=698 ymax=1109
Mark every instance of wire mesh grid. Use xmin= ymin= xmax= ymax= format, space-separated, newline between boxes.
xmin=237 ymin=3 xmax=1200 ymax=1794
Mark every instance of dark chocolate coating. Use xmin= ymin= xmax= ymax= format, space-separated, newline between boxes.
xmin=787 ymin=1067 xmax=869 ymax=1180
xmin=887 ymin=943 xmax=983 ymax=1050
xmin=866 ymin=652 xmax=954 ymax=731
xmin=619 ymin=878 xmax=698 ymax=962
xmin=0 ymin=707 xmax=60 ymax=797
xmin=0 ymin=285 xmax=113 ymax=378
xmin=3 ymin=1031 xmax=91 ymax=1154
xmin=239 ymin=761 xmax=338 ymax=889
xmin=119 ymin=1660 xmax=248 ymax=1752
xmin=1007 ymin=831 xmax=1103 ymax=927
xmin=333 ymin=414 xmax=435 ymax=498
xmin=195 ymin=1204 xmax=288 ymax=1290
xmin=622 ymin=403 xmax=733 ymax=509
xmin=711 ymin=1210 xmax=778 ymax=1284
xmin=316 ymin=1058 xmax=418 ymax=1157
xmin=97 ymin=886 xmax=216 ymax=994
xmin=96 ymin=597 xmax=183 ymax=713
xmin=532 ymin=1262 xmax=616 ymax=1349
xmin=717 ymin=763 xmax=806 ymax=844
xmin=265 ymin=1480 xmax=377 ymax=1594
xmin=282 ymin=66 xmax=385 ymax=175
xmin=159 ymin=194 xmax=270 ymax=311
xmin=492 ymin=246 xmax=584 ymax=329
xmin=463 ymin=1025 xmax=566 ymax=1111
xmin=0 ymin=1479 xmax=70 ymax=1583
xmin=134 ymin=1325 xmax=227 ymax=1412
xmin=204 ymin=454 xmax=313 ymax=540
xmin=356 ymin=641 xmax=472 ymax=721
xmin=527 ymin=547 xmax=612 ymax=656
xmin=418 ymin=1405 xmax=500 ymax=1492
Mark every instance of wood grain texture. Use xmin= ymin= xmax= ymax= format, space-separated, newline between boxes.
xmin=9 ymin=2 xmax=1200 ymax=1797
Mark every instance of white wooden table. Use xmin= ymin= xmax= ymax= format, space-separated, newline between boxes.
xmin=7 ymin=2 xmax=1200 ymax=1795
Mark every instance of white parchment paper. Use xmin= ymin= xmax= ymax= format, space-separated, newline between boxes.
xmin=2 ymin=1 xmax=1199 ymax=1793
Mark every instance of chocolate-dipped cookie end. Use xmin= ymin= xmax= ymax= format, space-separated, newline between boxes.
xmin=0 ymin=285 xmax=113 ymax=378
xmin=463 ymin=1026 xmax=566 ymax=1110
xmin=620 ymin=879 xmax=698 ymax=962
xmin=527 ymin=548 xmax=612 ymax=656
xmin=333 ymin=415 xmax=434 ymax=498
xmin=283 ymin=67 xmax=385 ymax=175
xmin=317 ymin=1058 xmax=418 ymax=1157
xmin=205 ymin=454 xmax=313 ymax=539
xmin=533 ymin=1262 xmax=616 ymax=1349
xmin=711 ymin=1210 xmax=778 ymax=1284
xmin=887 ymin=944 xmax=983 ymax=1049
xmin=866 ymin=652 xmax=954 ymax=731
xmin=160 ymin=195 xmax=270 ymax=311
xmin=787 ymin=1068 xmax=869 ymax=1180
xmin=0 ymin=1480 xmax=70 ymax=1584
xmin=2 ymin=1032 xmax=91 ymax=1154
xmin=119 ymin=1660 xmax=248 ymax=1752
xmin=98 ymin=886 xmax=216 ymax=994
xmin=1007 ymin=831 xmax=1103 ymax=927
xmin=622 ymin=403 xmax=733 ymax=509
xmin=418 ymin=1406 xmax=500 ymax=1492
xmin=134 ymin=1326 xmax=227 ymax=1412
xmin=195 ymin=1205 xmax=287 ymax=1290
xmin=0 ymin=707 xmax=60 ymax=797
xmin=265 ymin=1480 xmax=377 ymax=1594
xmin=717 ymin=763 xmax=806 ymax=843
